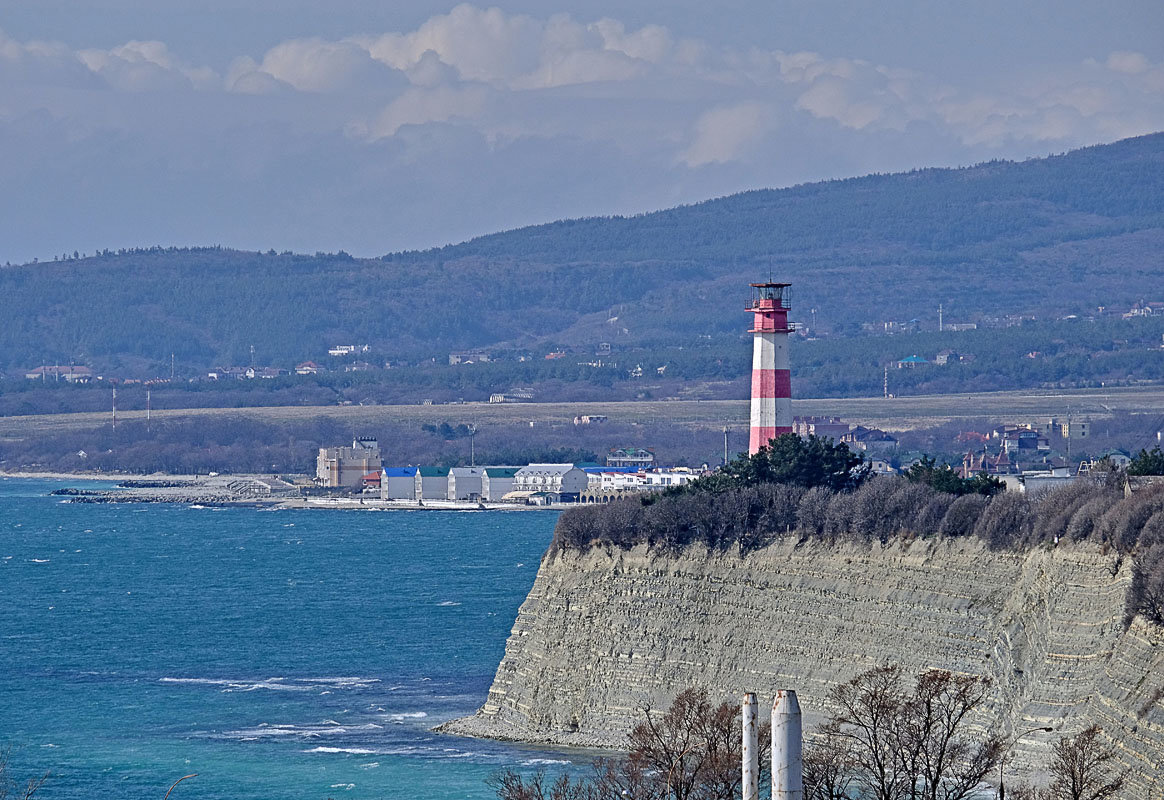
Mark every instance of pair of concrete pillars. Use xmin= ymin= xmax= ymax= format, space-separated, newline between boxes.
xmin=742 ymin=690 xmax=802 ymax=800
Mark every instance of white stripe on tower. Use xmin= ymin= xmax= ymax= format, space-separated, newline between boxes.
xmin=749 ymin=332 xmax=792 ymax=454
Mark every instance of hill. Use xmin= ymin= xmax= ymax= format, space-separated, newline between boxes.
xmin=1 ymin=133 xmax=1162 ymax=373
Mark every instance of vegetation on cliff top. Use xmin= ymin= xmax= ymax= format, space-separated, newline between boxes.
xmin=552 ymin=435 xmax=1164 ymax=626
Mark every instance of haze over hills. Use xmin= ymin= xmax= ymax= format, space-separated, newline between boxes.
xmin=1 ymin=132 xmax=1162 ymax=373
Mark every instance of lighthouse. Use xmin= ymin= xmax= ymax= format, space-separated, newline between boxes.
xmin=747 ymin=282 xmax=793 ymax=454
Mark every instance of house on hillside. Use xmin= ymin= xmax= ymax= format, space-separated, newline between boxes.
xmin=25 ymin=365 xmax=93 ymax=383
xmin=606 ymin=448 xmax=655 ymax=468
xmin=295 ymin=361 xmax=324 ymax=375
xmin=896 ymin=355 xmax=929 ymax=369
xmin=794 ymin=416 xmax=850 ymax=440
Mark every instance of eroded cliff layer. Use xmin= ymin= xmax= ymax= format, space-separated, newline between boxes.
xmin=443 ymin=538 xmax=1164 ymax=793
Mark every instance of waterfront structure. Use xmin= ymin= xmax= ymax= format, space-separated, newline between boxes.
xmin=481 ymin=467 xmax=520 ymax=501
xmin=747 ymin=282 xmax=793 ymax=454
xmin=316 ymin=437 xmax=381 ymax=488
xmin=414 ymin=467 xmax=450 ymax=500
xmin=381 ymin=467 xmax=418 ymax=500
xmin=447 ymin=467 xmax=485 ymax=501
xmin=508 ymin=464 xmax=588 ymax=502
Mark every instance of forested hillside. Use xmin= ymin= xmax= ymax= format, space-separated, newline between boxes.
xmin=1 ymin=133 xmax=1162 ymax=373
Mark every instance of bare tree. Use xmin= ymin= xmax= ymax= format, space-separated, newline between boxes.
xmin=804 ymin=721 xmax=857 ymax=800
xmin=0 ymin=749 xmax=47 ymax=800
xmin=823 ymin=666 xmax=999 ymax=800
xmin=827 ymin=664 xmax=908 ymax=800
xmin=490 ymin=687 xmax=769 ymax=800
xmin=896 ymin=670 xmax=1001 ymax=800
xmin=1045 ymin=726 xmax=1125 ymax=800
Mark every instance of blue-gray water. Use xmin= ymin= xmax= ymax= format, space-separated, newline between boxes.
xmin=0 ymin=478 xmax=582 ymax=799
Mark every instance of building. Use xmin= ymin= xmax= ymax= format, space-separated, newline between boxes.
xmin=414 ymin=467 xmax=450 ymax=500
xmin=25 ymin=365 xmax=93 ymax=383
xmin=574 ymin=415 xmax=608 ymax=425
xmin=295 ymin=361 xmax=324 ymax=375
xmin=316 ymin=437 xmax=382 ymax=488
xmin=381 ymin=467 xmax=419 ymax=499
xmin=447 ymin=467 xmax=485 ymax=501
xmin=896 ymin=355 xmax=929 ymax=368
xmin=842 ymin=426 xmax=899 ymax=454
xmin=747 ymin=282 xmax=793 ymax=454
xmin=793 ymin=416 xmax=850 ymax=441
xmin=607 ymin=447 xmax=655 ymax=468
xmin=481 ymin=467 xmax=520 ymax=501
xmin=448 ymin=351 xmax=490 ymax=365
xmin=508 ymin=464 xmax=588 ymax=502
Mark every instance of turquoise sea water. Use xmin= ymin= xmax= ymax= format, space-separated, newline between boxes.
xmin=0 ymin=478 xmax=582 ymax=800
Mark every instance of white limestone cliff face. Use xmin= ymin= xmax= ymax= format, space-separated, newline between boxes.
xmin=442 ymin=537 xmax=1164 ymax=793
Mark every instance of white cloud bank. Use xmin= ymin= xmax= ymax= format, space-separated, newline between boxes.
xmin=0 ymin=6 xmax=1162 ymax=261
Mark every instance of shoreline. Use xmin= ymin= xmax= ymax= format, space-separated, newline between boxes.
xmin=6 ymin=472 xmax=561 ymax=511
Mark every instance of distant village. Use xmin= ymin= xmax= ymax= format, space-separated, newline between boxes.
xmin=12 ymin=298 xmax=1164 ymax=392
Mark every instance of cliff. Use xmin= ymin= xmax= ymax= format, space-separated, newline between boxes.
xmin=443 ymin=537 xmax=1164 ymax=793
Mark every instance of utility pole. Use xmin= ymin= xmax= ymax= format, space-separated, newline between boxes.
xmin=938 ymin=303 xmax=943 ymax=332
xmin=171 ymin=352 xmax=175 ymax=380
xmin=250 ymin=345 xmax=256 ymax=370
xmin=468 ymin=424 xmax=477 ymax=467
xmin=723 ymin=426 xmax=729 ymax=466
xmin=112 ymin=387 xmax=117 ymax=431
xmin=884 ymin=365 xmax=889 ymax=399
xmin=146 ymin=389 xmax=151 ymax=432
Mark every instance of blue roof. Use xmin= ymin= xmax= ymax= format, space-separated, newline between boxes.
xmin=383 ymin=467 xmax=418 ymax=477
xmin=898 ymin=355 xmax=929 ymax=363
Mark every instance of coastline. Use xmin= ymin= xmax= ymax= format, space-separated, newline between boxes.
xmin=4 ymin=472 xmax=560 ymax=511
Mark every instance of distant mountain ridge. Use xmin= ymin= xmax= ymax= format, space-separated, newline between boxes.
xmin=1 ymin=133 xmax=1162 ymax=371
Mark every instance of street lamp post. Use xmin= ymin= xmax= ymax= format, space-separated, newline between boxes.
xmin=999 ymin=726 xmax=1054 ymax=800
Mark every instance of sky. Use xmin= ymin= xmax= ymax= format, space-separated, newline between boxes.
xmin=1 ymin=1 xmax=1162 ymax=264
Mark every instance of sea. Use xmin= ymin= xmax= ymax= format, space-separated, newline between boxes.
xmin=0 ymin=477 xmax=587 ymax=800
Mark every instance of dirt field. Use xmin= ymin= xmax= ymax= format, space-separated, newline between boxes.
xmin=2 ymin=385 xmax=1162 ymax=439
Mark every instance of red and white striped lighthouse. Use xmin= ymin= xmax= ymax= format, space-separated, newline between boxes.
xmin=747 ymin=282 xmax=793 ymax=454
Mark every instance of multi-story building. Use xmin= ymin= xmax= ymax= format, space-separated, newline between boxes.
xmin=316 ymin=438 xmax=381 ymax=488
xmin=606 ymin=448 xmax=655 ymax=468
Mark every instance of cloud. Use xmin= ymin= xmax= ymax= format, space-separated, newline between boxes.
xmin=681 ymin=102 xmax=774 ymax=167
xmin=366 ymin=85 xmax=490 ymax=138
xmin=2 ymin=11 xmax=1164 ymax=264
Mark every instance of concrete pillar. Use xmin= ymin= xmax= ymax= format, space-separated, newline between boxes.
xmin=772 ymin=690 xmax=803 ymax=800
xmin=743 ymin=692 xmax=759 ymax=800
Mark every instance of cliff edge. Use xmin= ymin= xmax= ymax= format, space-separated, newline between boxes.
xmin=442 ymin=537 xmax=1164 ymax=793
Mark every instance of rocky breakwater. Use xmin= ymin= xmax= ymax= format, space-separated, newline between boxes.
xmin=442 ymin=537 xmax=1164 ymax=792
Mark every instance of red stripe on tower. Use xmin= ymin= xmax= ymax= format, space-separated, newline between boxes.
xmin=747 ymin=282 xmax=793 ymax=455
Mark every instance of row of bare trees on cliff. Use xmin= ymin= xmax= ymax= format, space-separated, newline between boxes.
xmin=553 ymin=438 xmax=1164 ymax=627
xmin=491 ymin=666 xmax=1125 ymax=800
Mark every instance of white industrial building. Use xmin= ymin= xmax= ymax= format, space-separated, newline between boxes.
xmin=381 ymin=467 xmax=418 ymax=500
xmin=414 ymin=467 xmax=450 ymax=499
xmin=447 ymin=467 xmax=485 ymax=501
xmin=481 ymin=467 xmax=520 ymax=501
